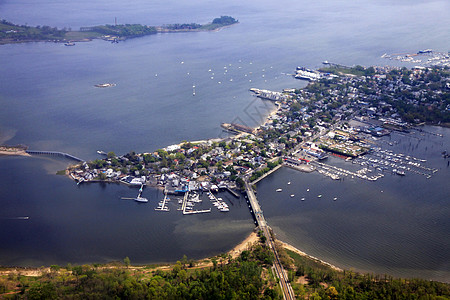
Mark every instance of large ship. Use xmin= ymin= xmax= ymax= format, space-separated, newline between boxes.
xmin=294 ymin=67 xmax=321 ymax=81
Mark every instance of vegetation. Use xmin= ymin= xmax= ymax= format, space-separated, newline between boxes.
xmin=319 ymin=65 xmax=376 ymax=77
xmin=1 ymin=240 xmax=448 ymax=299
xmin=0 ymin=19 xmax=66 ymax=43
xmin=275 ymin=245 xmax=450 ymax=300
xmin=249 ymin=158 xmax=283 ymax=182
xmin=82 ymin=24 xmax=157 ymax=37
xmin=0 ymin=16 xmax=238 ymax=44
xmin=165 ymin=16 xmax=238 ymax=31
xmin=0 ymin=242 xmax=279 ymax=299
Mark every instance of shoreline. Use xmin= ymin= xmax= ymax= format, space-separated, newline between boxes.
xmin=278 ymin=240 xmax=343 ymax=272
xmin=0 ymin=22 xmax=238 ymax=46
xmin=0 ymin=149 xmax=30 ymax=157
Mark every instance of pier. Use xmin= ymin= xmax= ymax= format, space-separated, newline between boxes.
xmin=181 ymin=191 xmax=211 ymax=215
xmin=155 ymin=193 xmax=170 ymax=211
xmin=26 ymin=150 xmax=85 ymax=162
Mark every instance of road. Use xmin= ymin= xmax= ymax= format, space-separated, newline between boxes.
xmin=244 ymin=180 xmax=295 ymax=300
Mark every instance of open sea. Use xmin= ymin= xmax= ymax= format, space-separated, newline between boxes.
xmin=0 ymin=0 xmax=449 ymax=282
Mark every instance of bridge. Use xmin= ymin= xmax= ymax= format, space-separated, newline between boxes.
xmin=26 ymin=150 xmax=85 ymax=163
xmin=244 ymin=179 xmax=295 ymax=300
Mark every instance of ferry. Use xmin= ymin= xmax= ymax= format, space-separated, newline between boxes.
xmin=294 ymin=68 xmax=321 ymax=81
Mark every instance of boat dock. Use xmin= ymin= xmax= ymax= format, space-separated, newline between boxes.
xmin=181 ymin=191 xmax=211 ymax=215
xmin=155 ymin=193 xmax=170 ymax=211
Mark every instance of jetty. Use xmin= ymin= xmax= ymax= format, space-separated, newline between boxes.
xmin=26 ymin=150 xmax=85 ymax=163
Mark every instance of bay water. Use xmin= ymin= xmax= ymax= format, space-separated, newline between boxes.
xmin=0 ymin=0 xmax=449 ymax=281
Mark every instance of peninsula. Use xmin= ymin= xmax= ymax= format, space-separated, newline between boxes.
xmin=0 ymin=16 xmax=238 ymax=45
xmin=65 ymin=64 xmax=449 ymax=191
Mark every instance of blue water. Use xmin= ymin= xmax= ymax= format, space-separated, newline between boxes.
xmin=0 ymin=0 xmax=449 ymax=281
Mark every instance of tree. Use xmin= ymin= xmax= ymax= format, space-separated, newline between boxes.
xmin=123 ymin=256 xmax=131 ymax=268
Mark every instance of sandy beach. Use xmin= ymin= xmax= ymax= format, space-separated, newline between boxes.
xmin=227 ymin=230 xmax=259 ymax=258
xmin=0 ymin=148 xmax=30 ymax=157
xmin=278 ymin=240 xmax=342 ymax=272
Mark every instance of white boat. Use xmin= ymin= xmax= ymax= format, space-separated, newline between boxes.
xmin=276 ymin=188 xmax=282 ymax=192
xmin=301 ymin=198 xmax=305 ymax=201
xmin=290 ymin=194 xmax=295 ymax=198
xmin=95 ymin=83 xmax=116 ymax=88
xmin=287 ymin=182 xmax=291 ymax=185
xmin=134 ymin=197 xmax=148 ymax=203
xmin=317 ymin=195 xmax=322 ymax=198
xmin=306 ymin=188 xmax=310 ymax=192
xmin=333 ymin=197 xmax=338 ymax=201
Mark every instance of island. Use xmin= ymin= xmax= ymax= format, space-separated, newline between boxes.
xmin=0 ymin=16 xmax=238 ymax=45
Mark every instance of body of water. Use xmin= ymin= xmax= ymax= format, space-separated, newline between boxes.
xmin=0 ymin=0 xmax=449 ymax=281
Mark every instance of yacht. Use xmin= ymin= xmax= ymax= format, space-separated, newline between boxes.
xmin=134 ymin=197 xmax=148 ymax=203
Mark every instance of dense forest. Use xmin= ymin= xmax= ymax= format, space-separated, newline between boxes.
xmin=1 ymin=235 xmax=449 ymax=299
xmin=164 ymin=16 xmax=238 ymax=31
xmin=83 ymin=24 xmax=157 ymax=37
xmin=0 ymin=19 xmax=66 ymax=43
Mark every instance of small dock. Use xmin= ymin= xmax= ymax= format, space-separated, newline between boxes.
xmin=155 ymin=193 xmax=170 ymax=211
xmin=183 ymin=209 xmax=211 ymax=215
xmin=181 ymin=191 xmax=211 ymax=215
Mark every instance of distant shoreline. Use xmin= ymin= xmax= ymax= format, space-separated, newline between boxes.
xmin=0 ymin=16 xmax=238 ymax=46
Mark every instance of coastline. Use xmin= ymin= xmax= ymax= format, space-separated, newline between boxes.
xmin=278 ymin=240 xmax=343 ymax=272
xmin=0 ymin=148 xmax=30 ymax=157
xmin=226 ymin=230 xmax=342 ymax=272
xmin=0 ymin=21 xmax=238 ymax=46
